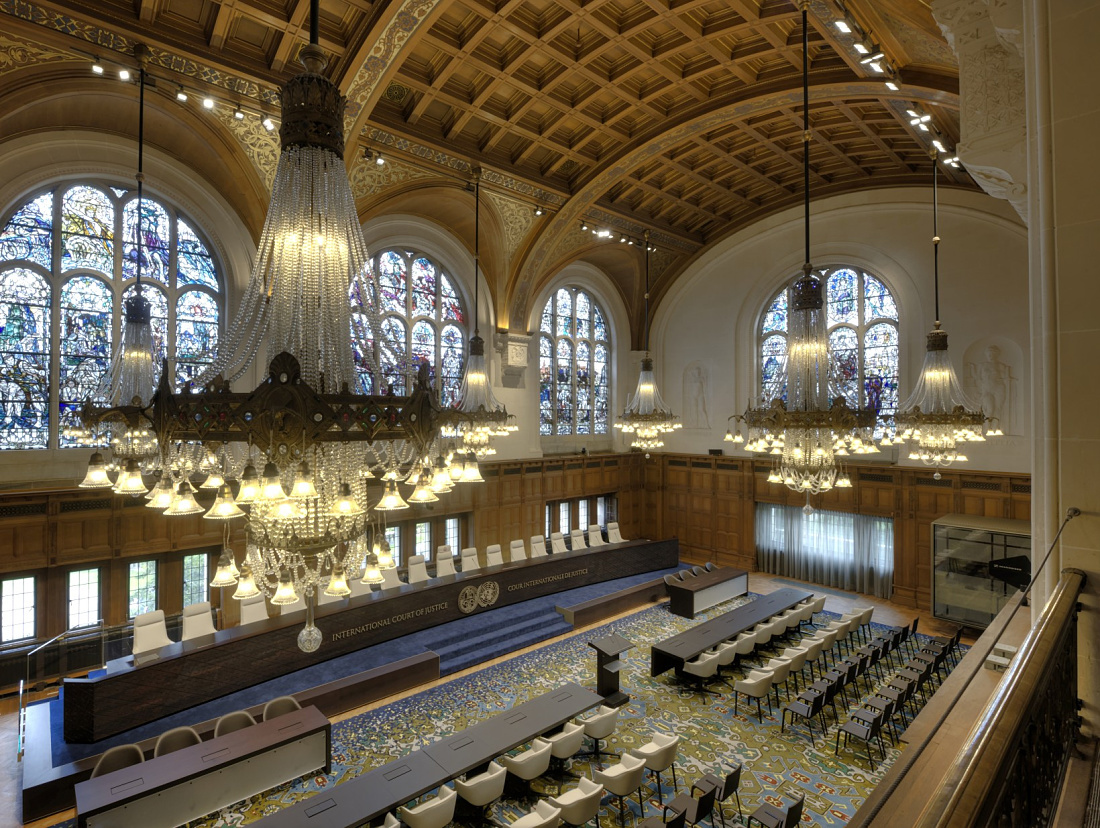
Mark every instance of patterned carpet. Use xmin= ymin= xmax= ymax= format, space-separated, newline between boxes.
xmin=52 ymin=598 xmax=956 ymax=827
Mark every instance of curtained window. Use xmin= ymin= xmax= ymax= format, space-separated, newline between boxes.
xmin=755 ymin=503 xmax=894 ymax=598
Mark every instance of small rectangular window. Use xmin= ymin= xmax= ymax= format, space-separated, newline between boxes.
xmin=68 ymin=569 xmax=99 ymax=630
xmin=182 ymin=553 xmax=208 ymax=607
xmin=578 ymin=499 xmax=589 ymax=529
xmin=385 ymin=526 xmax=402 ymax=566
xmin=444 ymin=517 xmax=460 ymax=553
xmin=128 ymin=561 xmax=157 ymax=618
xmin=1 ymin=576 xmax=35 ymax=642
xmin=559 ymin=502 xmax=570 ymax=534
xmin=545 ymin=505 xmax=552 ymax=538
xmin=597 ymin=496 xmax=607 ymax=527
xmin=415 ymin=522 xmax=432 ymax=559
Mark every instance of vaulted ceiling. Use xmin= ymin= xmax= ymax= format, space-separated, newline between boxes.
xmin=1 ymin=0 xmax=968 ymax=338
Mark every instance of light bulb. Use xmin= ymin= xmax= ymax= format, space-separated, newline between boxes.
xmin=204 ymin=484 xmax=245 ymax=520
xmin=289 ymin=461 xmax=319 ymax=499
xmin=236 ymin=462 xmax=259 ymax=504
xmin=408 ymin=471 xmax=439 ymax=503
xmin=461 ymin=454 xmax=483 ymax=483
xmin=232 ymin=564 xmax=260 ymax=599
xmin=329 ymin=482 xmax=363 ymax=516
xmin=375 ymin=481 xmax=410 ymax=511
xmin=260 ymin=461 xmax=286 ymax=502
xmin=361 ymin=563 xmax=383 ymax=585
xmin=146 ymin=477 xmax=175 ymax=509
xmin=199 ymin=470 xmax=225 ymax=490
xmin=271 ymin=569 xmax=299 ymax=605
xmin=377 ymin=542 xmax=395 ymax=569
xmin=114 ymin=460 xmax=148 ymax=496
xmin=210 ymin=549 xmax=240 ymax=587
xmin=164 ymin=481 xmax=203 ymax=515
xmin=324 ymin=566 xmax=351 ymax=598
xmin=80 ymin=451 xmax=113 ymax=488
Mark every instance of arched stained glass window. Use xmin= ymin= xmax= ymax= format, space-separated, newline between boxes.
xmin=539 ymin=286 xmax=611 ymax=436
xmin=759 ymin=265 xmax=900 ymax=434
xmin=0 ymin=182 xmax=224 ymax=450
xmin=359 ymin=249 xmax=467 ymax=406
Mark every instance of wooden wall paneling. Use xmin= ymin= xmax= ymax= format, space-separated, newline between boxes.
xmin=1010 ymin=479 xmax=1031 ymax=521
xmin=167 ymin=513 xmax=222 ymax=551
xmin=117 ymin=500 xmax=172 ymax=556
xmin=0 ymin=516 xmax=48 ymax=574
xmin=959 ymin=477 xmax=1010 ymax=517
xmin=54 ymin=506 xmax=113 ymax=564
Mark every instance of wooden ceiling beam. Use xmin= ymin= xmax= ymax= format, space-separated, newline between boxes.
xmin=688 ymin=134 xmax=795 ymax=197
xmin=778 ymin=106 xmax=870 ymax=179
xmin=835 ymin=101 xmax=915 ymax=171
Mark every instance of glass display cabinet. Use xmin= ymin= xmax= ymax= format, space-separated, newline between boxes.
xmin=931 ymin=514 xmax=1032 ymax=628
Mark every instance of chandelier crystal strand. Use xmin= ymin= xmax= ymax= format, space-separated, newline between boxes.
xmin=726 ymin=2 xmax=875 ymax=500
xmin=893 ymin=151 xmax=996 ymax=471
xmin=615 ymin=230 xmax=680 ymax=451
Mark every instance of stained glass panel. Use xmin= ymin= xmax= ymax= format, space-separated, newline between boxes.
xmin=440 ymin=274 xmax=463 ymax=323
xmin=540 ymin=302 xmax=553 ymax=334
xmin=539 ymin=335 xmax=553 ymax=435
xmin=352 ymin=311 xmax=376 ymax=394
xmin=538 ymin=288 xmax=610 ymax=436
xmin=762 ymin=290 xmax=787 ymax=334
xmin=761 ymin=334 xmax=787 ymax=403
xmin=377 ymin=251 xmax=407 ymax=314
xmin=555 ymin=289 xmax=572 ymax=336
xmin=0 ymin=269 xmax=50 ymax=449
xmin=175 ymin=291 xmax=219 ymax=390
xmin=575 ymin=291 xmax=590 ymax=339
xmin=123 ymin=284 xmax=167 ymax=388
xmin=411 ymin=320 xmax=435 ymax=368
xmin=864 ymin=322 xmax=899 ymax=420
xmin=592 ymin=306 xmax=607 ymax=342
xmin=59 ymin=276 xmax=112 ymax=445
xmin=864 ymin=275 xmax=898 ymax=321
xmin=594 ymin=343 xmax=609 ymax=434
xmin=576 ymin=340 xmax=591 ymax=435
xmin=555 ymin=338 xmax=573 ymax=435
xmin=380 ymin=317 xmax=407 ymax=394
xmin=440 ymin=324 xmax=464 ymax=407
xmin=411 ymin=258 xmax=436 ymax=318
xmin=176 ymin=219 xmax=219 ymax=289
xmin=829 ymin=327 xmax=860 ymax=408
xmin=0 ymin=193 xmax=52 ymax=270
xmin=123 ymin=199 xmax=171 ymax=285
xmin=826 ymin=268 xmax=858 ymax=326
xmin=61 ymin=186 xmax=114 ymax=273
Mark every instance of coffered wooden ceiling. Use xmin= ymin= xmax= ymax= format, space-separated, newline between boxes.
xmin=6 ymin=0 xmax=967 ymax=273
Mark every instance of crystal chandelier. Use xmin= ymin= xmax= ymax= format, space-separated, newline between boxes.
xmin=615 ymin=231 xmax=680 ymax=451
xmin=78 ymin=4 xmax=471 ymax=652
xmin=448 ymin=172 xmax=514 ymax=457
xmin=725 ymin=2 xmax=877 ymax=497
xmin=892 ymin=152 xmax=1000 ymax=469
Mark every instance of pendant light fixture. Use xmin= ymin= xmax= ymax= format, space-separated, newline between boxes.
xmin=893 ymin=151 xmax=999 ymax=469
xmin=452 ymin=170 xmax=514 ymax=457
xmin=615 ymin=230 xmax=680 ymax=451
xmin=727 ymin=1 xmax=877 ymax=497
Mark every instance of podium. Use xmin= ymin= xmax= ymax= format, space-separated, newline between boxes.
xmin=589 ymin=633 xmax=633 ymax=707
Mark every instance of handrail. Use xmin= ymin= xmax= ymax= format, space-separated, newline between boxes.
xmin=16 ymin=678 xmax=25 ymax=761
xmin=914 ymin=567 xmax=1085 ymax=828
xmin=25 ymin=618 xmax=105 ymax=686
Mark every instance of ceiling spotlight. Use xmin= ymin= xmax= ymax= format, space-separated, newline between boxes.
xmin=868 ymin=61 xmax=884 ymax=73
xmin=118 ymin=68 xmax=131 ymax=81
xmin=203 ymin=96 xmax=215 ymax=110
xmin=581 ymin=221 xmax=589 ymax=231
xmin=176 ymin=87 xmax=188 ymax=102
xmin=262 ymin=117 xmax=275 ymax=131
xmin=918 ymin=123 xmax=930 ymax=132
xmin=854 ymin=42 xmax=870 ymax=55
xmin=92 ymin=59 xmax=104 ymax=75
xmin=835 ymin=20 xmax=852 ymax=33
xmin=907 ymin=109 xmax=920 ymax=118
xmin=885 ymin=80 xmax=899 ymax=91
xmin=596 ymin=228 xmax=612 ymax=238
xmin=620 ymin=235 xmax=627 ymax=243
xmin=860 ymin=51 xmax=884 ymax=64
xmin=932 ymin=139 xmax=946 ymax=152
xmin=233 ymin=107 xmax=244 ymax=120
xmin=375 ymin=151 xmax=385 ymax=166
xmin=534 ymin=206 xmax=543 ymax=216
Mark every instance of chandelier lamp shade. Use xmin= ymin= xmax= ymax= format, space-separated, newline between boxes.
xmin=891 ymin=152 xmax=1000 ymax=468
xmin=725 ymin=1 xmax=878 ymax=498
xmin=76 ymin=1 xmax=486 ymax=653
xmin=614 ymin=230 xmax=680 ymax=450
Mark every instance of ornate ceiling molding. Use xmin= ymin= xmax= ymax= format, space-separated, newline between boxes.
xmin=481 ymin=189 xmax=535 ymax=263
xmin=347 ymin=152 xmax=435 ymax=203
xmin=0 ymin=29 xmax=70 ymax=73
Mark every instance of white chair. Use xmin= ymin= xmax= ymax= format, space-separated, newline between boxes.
xmin=580 ymin=704 xmax=619 ymax=765
xmin=510 ymin=539 xmax=528 ymax=561
xmin=435 ymin=554 xmax=456 ymax=578
xmin=132 ymin=610 xmax=173 ymax=657
xmin=399 ymin=784 xmax=456 ymax=828
xmin=437 ymin=544 xmax=453 ymax=560
xmin=593 ymin=753 xmax=647 ymax=827
xmin=680 ymin=650 xmax=721 ymax=699
xmin=214 ymin=709 xmax=255 ymax=738
xmin=502 ymin=737 xmax=553 ymax=783
xmin=454 ymin=760 xmax=507 ymax=810
xmin=407 ymin=555 xmax=429 ymax=584
xmin=607 ymin=522 xmax=626 ymax=544
xmin=587 ymin=525 xmax=606 ymax=547
xmin=733 ymin=670 xmax=774 ymax=721
xmin=486 ymin=543 xmax=504 ymax=567
xmin=509 ymin=800 xmax=562 ymax=828
xmin=153 ymin=726 xmax=201 ymax=758
xmin=549 ymin=777 xmax=604 ymax=827
xmin=349 ymin=575 xmax=373 ymax=598
xmin=91 ymin=744 xmax=145 ymax=778
xmin=382 ymin=814 xmax=400 ymax=828
xmin=181 ymin=602 xmax=216 ymax=641
xmin=380 ymin=568 xmax=405 ymax=590
xmin=263 ymin=695 xmax=302 ymax=721
xmin=632 ymin=732 xmax=681 ymax=805
xmin=530 ymin=535 xmax=549 ymax=558
xmin=550 ymin=532 xmax=568 ymax=554
xmin=569 ymin=529 xmax=587 ymax=550
xmin=545 ymin=721 xmax=586 ymax=776
xmin=461 ymin=547 xmax=481 ymax=573
xmin=239 ymin=594 xmax=268 ymax=626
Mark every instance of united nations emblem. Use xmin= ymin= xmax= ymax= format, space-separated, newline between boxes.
xmin=458 ymin=586 xmax=480 ymax=614
xmin=477 ymin=581 xmax=500 ymax=607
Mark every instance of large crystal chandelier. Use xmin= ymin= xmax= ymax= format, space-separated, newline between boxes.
xmin=892 ymin=152 xmax=1000 ymax=469
xmin=725 ymin=2 xmax=877 ymax=497
xmin=448 ymin=172 xmax=514 ymax=458
xmin=77 ymin=4 xmax=472 ymax=652
xmin=615 ymin=231 xmax=680 ymax=451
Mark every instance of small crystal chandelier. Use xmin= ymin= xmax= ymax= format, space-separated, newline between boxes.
xmin=449 ymin=171 xmax=514 ymax=457
xmin=615 ymin=230 xmax=680 ymax=451
xmin=892 ymin=151 xmax=1000 ymax=469
xmin=726 ymin=2 xmax=877 ymax=498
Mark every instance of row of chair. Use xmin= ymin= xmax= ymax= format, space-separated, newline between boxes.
xmin=662 ymin=563 xmax=718 ymax=588
xmin=637 ymin=764 xmax=801 ymax=828
xmin=89 ymin=695 xmax=303 ymax=779
xmin=132 ymin=602 xmax=217 ymax=657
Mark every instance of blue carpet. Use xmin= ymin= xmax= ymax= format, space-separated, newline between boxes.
xmin=44 ymin=566 xmax=679 ymax=767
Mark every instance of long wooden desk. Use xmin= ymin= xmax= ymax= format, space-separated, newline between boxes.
xmin=650 ymin=587 xmax=813 ymax=676
xmin=75 ymin=705 xmax=331 ymax=828
xmin=65 ymin=538 xmax=678 ymax=743
xmin=666 ymin=567 xmax=749 ymax=618
xmin=255 ymin=682 xmax=603 ymax=828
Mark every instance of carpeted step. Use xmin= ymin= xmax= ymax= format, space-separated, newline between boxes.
xmin=434 ymin=611 xmax=572 ymax=674
xmin=438 ymin=622 xmax=572 ymax=675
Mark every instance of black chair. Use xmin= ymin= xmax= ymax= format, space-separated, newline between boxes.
xmin=782 ymin=691 xmax=826 ymax=748
xmin=701 ymin=764 xmax=743 ymax=828
xmin=665 ymin=778 xmax=718 ymax=828
xmin=747 ymin=791 xmax=805 ymax=828
xmin=638 ymin=802 xmax=687 ymax=828
xmin=836 ymin=709 xmax=888 ymax=770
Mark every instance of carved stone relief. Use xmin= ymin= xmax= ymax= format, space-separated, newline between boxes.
xmin=964 ymin=337 xmax=1023 ymax=435
xmin=483 ymin=189 xmax=534 ymax=262
xmin=214 ymin=110 xmax=280 ymax=194
xmin=494 ymin=331 xmax=531 ymax=389
xmin=347 ymin=153 xmax=433 ymax=202
xmin=682 ymin=361 xmax=711 ymax=430
xmin=0 ymin=33 xmax=72 ymax=74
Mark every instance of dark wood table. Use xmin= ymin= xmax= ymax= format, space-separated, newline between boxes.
xmin=75 ymin=705 xmax=331 ymax=828
xmin=666 ymin=567 xmax=749 ymax=618
xmin=650 ymin=587 xmax=814 ymax=676
xmin=254 ymin=682 xmax=603 ymax=827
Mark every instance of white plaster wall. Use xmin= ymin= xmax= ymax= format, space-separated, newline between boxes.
xmin=650 ymin=187 xmax=1031 ymax=473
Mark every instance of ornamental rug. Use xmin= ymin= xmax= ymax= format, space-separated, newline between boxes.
xmin=52 ymin=598 xmax=955 ymax=828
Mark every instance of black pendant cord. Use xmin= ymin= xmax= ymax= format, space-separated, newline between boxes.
xmin=643 ymin=230 xmax=651 ymax=354
xmin=135 ymin=63 xmax=145 ymax=293
xmin=801 ymin=5 xmax=810 ymax=269
xmin=932 ymin=154 xmax=940 ymax=326
xmin=309 ymin=0 xmax=320 ymax=46
xmin=473 ymin=177 xmax=480 ymax=338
